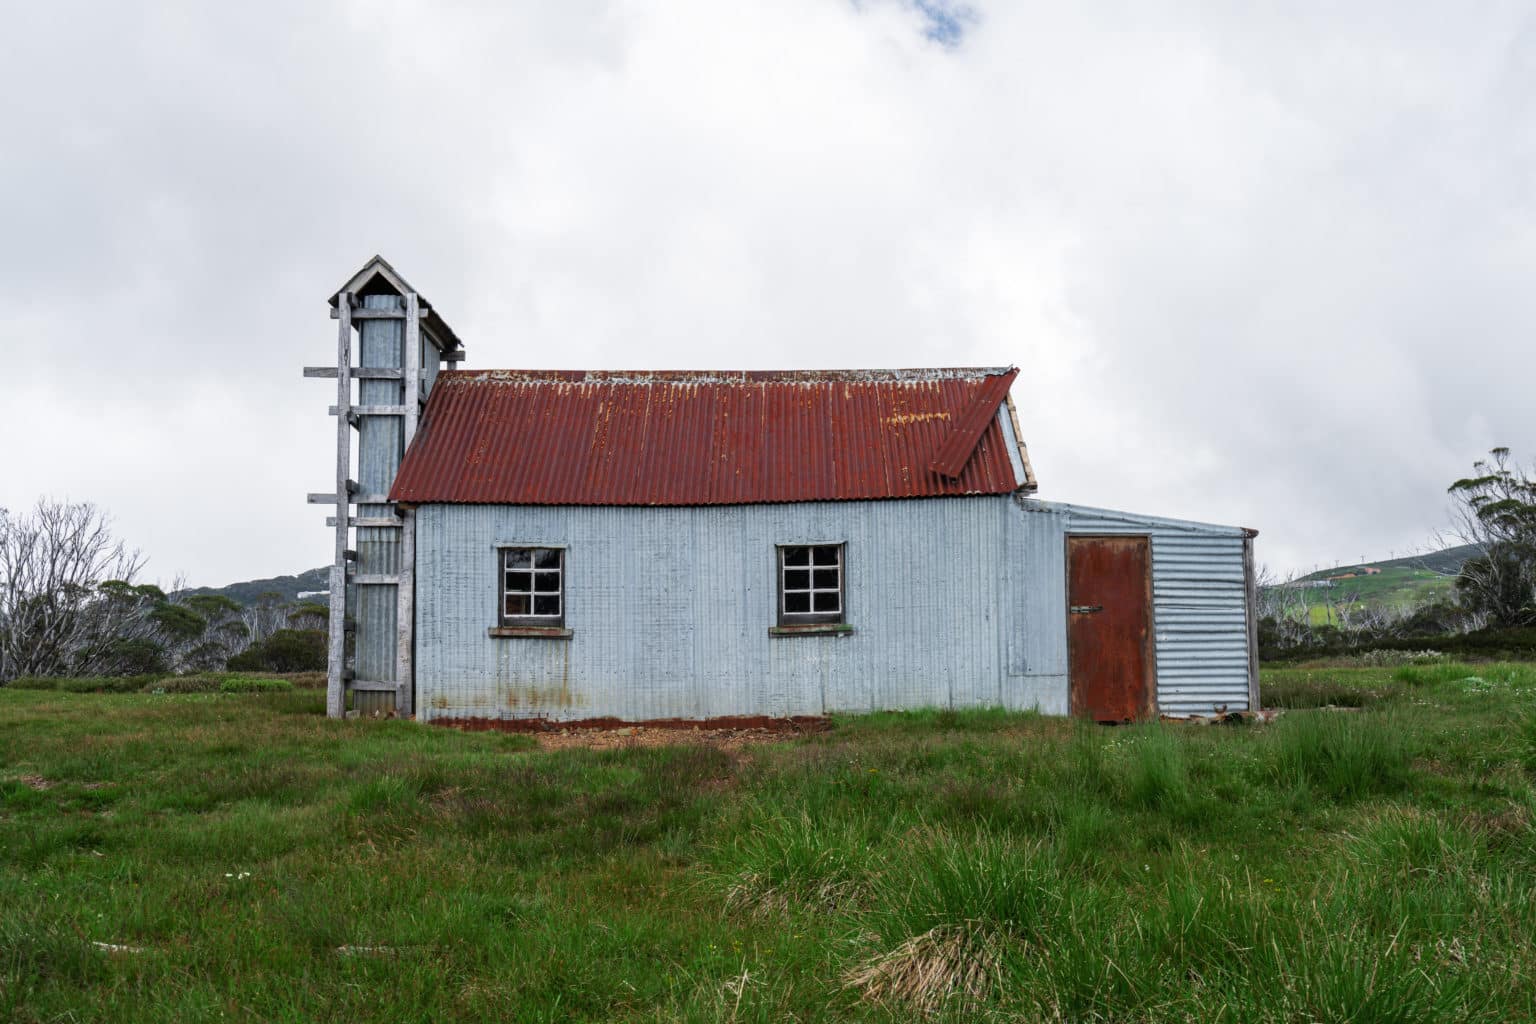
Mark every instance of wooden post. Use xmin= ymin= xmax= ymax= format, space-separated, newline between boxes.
xmin=395 ymin=293 xmax=422 ymax=718
xmin=327 ymin=293 xmax=353 ymax=719
xmin=403 ymin=292 xmax=421 ymax=448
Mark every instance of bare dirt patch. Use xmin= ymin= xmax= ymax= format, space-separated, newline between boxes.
xmin=440 ymin=714 xmax=829 ymax=751
xmin=536 ymin=722 xmax=825 ymax=752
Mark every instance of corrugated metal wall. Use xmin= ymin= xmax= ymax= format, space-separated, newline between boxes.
xmin=414 ymin=497 xmax=1068 ymax=723
xmin=354 ymin=294 xmax=403 ymax=698
xmin=412 ymin=496 xmax=1254 ymax=722
xmin=1016 ymin=499 xmax=1255 ymax=716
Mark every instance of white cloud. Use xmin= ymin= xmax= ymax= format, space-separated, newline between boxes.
xmin=2 ymin=0 xmax=1533 ymax=585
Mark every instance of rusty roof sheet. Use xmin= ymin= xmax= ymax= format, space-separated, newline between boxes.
xmin=389 ymin=367 xmax=1022 ymax=506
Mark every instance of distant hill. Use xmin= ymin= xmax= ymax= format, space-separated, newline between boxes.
xmin=178 ymin=567 xmax=329 ymax=607
xmin=1285 ymin=542 xmax=1479 ymax=623
xmin=1296 ymin=543 xmax=1479 ymax=585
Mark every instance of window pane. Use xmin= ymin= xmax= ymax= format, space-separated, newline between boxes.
xmin=813 ymin=568 xmax=838 ymax=590
xmin=504 ymin=594 xmax=530 ymax=617
xmin=505 ymin=549 xmax=532 ymax=569
xmin=504 ymin=571 xmax=532 ymax=594
xmin=783 ymin=546 xmax=810 ymax=567
xmin=533 ymin=595 xmax=560 ymax=616
xmin=533 ymin=571 xmax=561 ymax=593
xmin=784 ymin=569 xmax=810 ymax=591
xmin=813 ymin=591 xmax=841 ymax=613
xmin=784 ymin=592 xmax=811 ymax=614
xmin=534 ymin=549 xmax=561 ymax=569
xmin=812 ymin=546 xmax=840 ymax=567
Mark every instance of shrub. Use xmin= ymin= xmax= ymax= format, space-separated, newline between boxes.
xmin=8 ymin=675 xmax=161 ymax=693
xmin=1357 ymin=649 xmax=1445 ymax=667
xmin=226 ymin=629 xmax=325 ymax=673
xmin=143 ymin=675 xmax=222 ymax=694
xmin=95 ymin=637 xmax=168 ymax=676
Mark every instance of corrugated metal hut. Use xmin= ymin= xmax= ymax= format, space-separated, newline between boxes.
xmin=310 ymin=257 xmax=1259 ymax=725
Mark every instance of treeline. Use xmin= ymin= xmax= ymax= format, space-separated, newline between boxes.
xmin=1261 ymin=448 xmax=1536 ymax=662
xmin=0 ymin=500 xmax=325 ymax=684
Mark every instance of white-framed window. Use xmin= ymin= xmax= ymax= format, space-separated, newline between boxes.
xmin=499 ymin=547 xmax=564 ymax=626
xmin=777 ymin=544 xmax=844 ymax=625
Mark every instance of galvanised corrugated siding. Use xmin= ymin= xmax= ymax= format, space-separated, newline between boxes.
xmin=390 ymin=368 xmax=1021 ymax=507
xmin=1023 ymin=500 xmax=1254 ymax=716
xmin=354 ymin=293 xmax=402 ymax=688
xmin=414 ymin=496 xmax=1067 ymax=723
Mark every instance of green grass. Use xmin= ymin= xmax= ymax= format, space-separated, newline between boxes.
xmin=10 ymin=671 xmax=324 ymax=695
xmin=3 ymin=665 xmax=1536 ymax=1021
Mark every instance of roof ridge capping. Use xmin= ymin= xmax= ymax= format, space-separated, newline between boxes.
xmin=443 ymin=366 xmax=1015 ymax=385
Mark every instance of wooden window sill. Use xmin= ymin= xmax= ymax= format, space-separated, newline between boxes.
xmin=768 ymin=624 xmax=854 ymax=637
xmin=488 ymin=626 xmax=573 ymax=639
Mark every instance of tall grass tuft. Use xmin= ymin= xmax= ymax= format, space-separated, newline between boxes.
xmin=1521 ymin=713 xmax=1536 ymax=778
xmin=1268 ymin=711 xmax=1412 ymax=800
xmin=846 ymin=831 xmax=1074 ymax=1012
xmin=1124 ymin=727 xmax=1193 ymax=811
xmin=710 ymin=810 xmax=875 ymax=916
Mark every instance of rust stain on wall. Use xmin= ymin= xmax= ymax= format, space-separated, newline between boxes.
xmin=499 ymin=683 xmax=586 ymax=710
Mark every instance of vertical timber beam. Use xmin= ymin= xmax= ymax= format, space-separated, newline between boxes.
xmin=395 ymin=292 xmax=422 ymax=717
xmin=403 ymin=292 xmax=421 ymax=445
xmin=327 ymin=293 xmax=353 ymax=719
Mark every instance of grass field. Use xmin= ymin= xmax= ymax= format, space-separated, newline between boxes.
xmin=4 ymin=664 xmax=1536 ymax=1021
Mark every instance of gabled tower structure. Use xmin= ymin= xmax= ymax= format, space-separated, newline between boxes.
xmin=305 ymin=256 xmax=464 ymax=718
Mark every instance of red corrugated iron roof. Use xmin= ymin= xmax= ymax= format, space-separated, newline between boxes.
xmin=389 ymin=367 xmax=1023 ymax=507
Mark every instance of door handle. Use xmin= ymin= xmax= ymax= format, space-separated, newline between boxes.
xmin=1070 ymin=605 xmax=1103 ymax=614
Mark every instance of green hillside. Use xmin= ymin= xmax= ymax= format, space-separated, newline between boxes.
xmin=1287 ymin=544 xmax=1476 ymax=625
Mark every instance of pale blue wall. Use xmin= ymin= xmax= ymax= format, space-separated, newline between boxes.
xmin=412 ymin=496 xmax=1254 ymax=722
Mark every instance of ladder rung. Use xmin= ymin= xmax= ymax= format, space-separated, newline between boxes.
xmin=327 ymin=516 xmax=401 ymax=528
xmin=348 ymin=679 xmax=401 ymax=692
xmin=304 ymin=367 xmax=404 ymax=380
xmin=335 ymin=308 xmax=405 ymax=320
xmin=309 ymin=493 xmax=390 ymax=505
xmin=329 ymin=306 xmax=428 ymax=321
xmin=351 ymin=574 xmax=398 ymax=586
xmin=330 ymin=405 xmax=408 ymax=417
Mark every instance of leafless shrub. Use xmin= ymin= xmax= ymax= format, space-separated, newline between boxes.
xmin=0 ymin=499 xmax=152 ymax=681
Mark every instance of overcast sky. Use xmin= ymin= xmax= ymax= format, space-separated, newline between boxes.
xmin=2 ymin=1 xmax=1533 ymax=587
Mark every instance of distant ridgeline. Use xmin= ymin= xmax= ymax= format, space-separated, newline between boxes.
xmin=1295 ymin=543 xmax=1481 ymax=583
xmin=176 ymin=567 xmax=330 ymax=607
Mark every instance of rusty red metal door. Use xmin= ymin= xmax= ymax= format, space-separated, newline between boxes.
xmin=1067 ymin=536 xmax=1154 ymax=722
